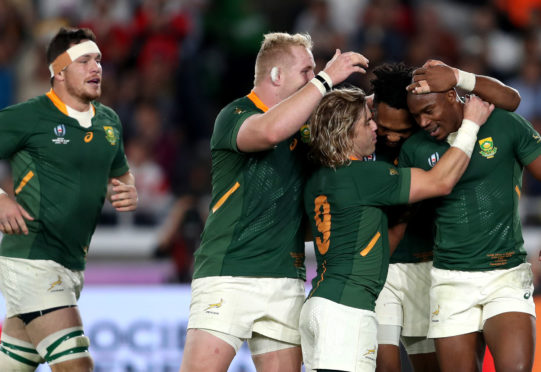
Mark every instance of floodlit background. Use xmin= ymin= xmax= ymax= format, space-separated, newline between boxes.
xmin=1 ymin=0 xmax=541 ymax=370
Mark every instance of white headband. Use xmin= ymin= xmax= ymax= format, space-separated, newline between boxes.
xmin=49 ymin=40 xmax=101 ymax=77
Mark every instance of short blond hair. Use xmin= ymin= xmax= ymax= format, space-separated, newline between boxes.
xmin=309 ymin=87 xmax=367 ymax=168
xmin=253 ymin=32 xmax=313 ymax=85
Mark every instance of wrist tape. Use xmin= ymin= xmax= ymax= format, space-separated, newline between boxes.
xmin=457 ymin=69 xmax=476 ymax=92
xmin=310 ymin=71 xmax=333 ymax=96
xmin=451 ymin=119 xmax=480 ymax=157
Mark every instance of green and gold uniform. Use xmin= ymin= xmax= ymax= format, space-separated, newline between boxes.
xmin=399 ymin=108 xmax=541 ymax=271
xmin=0 ymin=90 xmax=129 ymax=271
xmin=374 ymin=143 xmax=434 ymax=263
xmin=304 ymin=160 xmax=411 ymax=311
xmin=193 ymin=92 xmax=308 ymax=280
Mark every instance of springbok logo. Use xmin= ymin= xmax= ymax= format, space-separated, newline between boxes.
xmin=48 ymin=276 xmax=63 ymax=292
xmin=363 ymin=347 xmax=376 ymax=357
xmin=431 ymin=304 xmax=440 ymax=322
xmin=205 ymin=299 xmax=224 ymax=311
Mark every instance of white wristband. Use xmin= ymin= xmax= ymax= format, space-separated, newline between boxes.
xmin=310 ymin=77 xmax=327 ymax=96
xmin=0 ymin=188 xmax=6 ymax=197
xmin=317 ymin=71 xmax=333 ymax=89
xmin=457 ymin=70 xmax=476 ymax=92
xmin=451 ymin=119 xmax=480 ymax=157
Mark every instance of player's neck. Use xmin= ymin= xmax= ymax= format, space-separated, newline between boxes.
xmin=52 ymin=86 xmax=92 ymax=112
xmin=252 ymin=85 xmax=280 ymax=109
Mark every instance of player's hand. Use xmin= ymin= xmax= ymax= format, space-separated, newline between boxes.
xmin=322 ymin=49 xmax=369 ymax=86
xmin=406 ymin=59 xmax=459 ymax=94
xmin=0 ymin=194 xmax=34 ymax=235
xmin=463 ymin=95 xmax=494 ymax=127
xmin=109 ymin=178 xmax=138 ymax=212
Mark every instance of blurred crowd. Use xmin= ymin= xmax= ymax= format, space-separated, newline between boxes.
xmin=1 ymin=0 xmax=541 ymax=282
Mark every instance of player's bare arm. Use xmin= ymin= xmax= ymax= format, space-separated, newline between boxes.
xmin=107 ymin=171 xmax=137 ymax=212
xmin=0 ymin=191 xmax=33 ymax=235
xmin=237 ymin=49 xmax=369 ymax=152
xmin=407 ymin=59 xmax=520 ymax=111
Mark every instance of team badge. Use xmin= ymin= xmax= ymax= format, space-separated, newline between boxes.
xmin=478 ymin=137 xmax=497 ymax=158
xmin=427 ymin=152 xmax=440 ymax=167
xmin=103 ymin=126 xmax=118 ymax=146
xmin=389 ymin=168 xmax=398 ymax=176
xmin=52 ymin=124 xmax=70 ymax=144
xmin=300 ymin=124 xmax=310 ymax=143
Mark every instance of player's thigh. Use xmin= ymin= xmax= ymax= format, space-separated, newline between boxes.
xmin=179 ymin=329 xmax=236 ymax=372
xmin=408 ymin=351 xmax=439 ymax=372
xmin=1 ymin=316 xmax=32 ymax=342
xmin=28 ymin=307 xmax=92 ymax=370
xmin=375 ymin=343 xmax=401 ymax=372
xmin=483 ymin=312 xmax=535 ymax=372
xmin=24 ymin=306 xmax=84 ymax=344
xmin=250 ymin=335 xmax=301 ymax=372
xmin=435 ymin=332 xmax=485 ymax=372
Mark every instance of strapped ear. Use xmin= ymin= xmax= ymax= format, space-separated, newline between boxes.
xmin=270 ymin=66 xmax=280 ymax=84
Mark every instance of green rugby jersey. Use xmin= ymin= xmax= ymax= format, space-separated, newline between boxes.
xmin=374 ymin=143 xmax=435 ymax=264
xmin=0 ymin=90 xmax=129 ymax=270
xmin=399 ymin=108 xmax=541 ymax=271
xmin=304 ymin=160 xmax=411 ymax=310
xmin=193 ymin=91 xmax=309 ymax=279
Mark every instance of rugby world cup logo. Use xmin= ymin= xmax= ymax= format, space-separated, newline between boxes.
xmin=54 ymin=124 xmax=66 ymax=137
xmin=428 ymin=152 xmax=440 ymax=167
xmin=52 ymin=124 xmax=70 ymax=144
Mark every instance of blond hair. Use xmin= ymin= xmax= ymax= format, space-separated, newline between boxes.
xmin=253 ymin=32 xmax=313 ymax=85
xmin=309 ymin=87 xmax=367 ymax=168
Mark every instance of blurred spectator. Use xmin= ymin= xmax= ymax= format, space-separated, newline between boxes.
xmin=293 ymin=0 xmax=346 ymax=64
xmin=465 ymin=5 xmax=523 ymax=79
xmin=0 ymin=0 xmax=25 ymax=108
xmin=125 ymin=138 xmax=173 ymax=225
xmin=352 ymin=0 xmax=411 ymax=65
xmin=506 ymin=56 xmax=541 ymax=120
xmin=406 ymin=3 xmax=457 ymax=67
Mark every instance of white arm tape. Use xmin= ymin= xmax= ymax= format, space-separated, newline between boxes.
xmin=457 ymin=70 xmax=476 ymax=92
xmin=451 ymin=119 xmax=480 ymax=157
xmin=0 ymin=188 xmax=6 ymax=196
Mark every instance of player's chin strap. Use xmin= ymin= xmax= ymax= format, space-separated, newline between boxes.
xmin=36 ymin=326 xmax=91 ymax=365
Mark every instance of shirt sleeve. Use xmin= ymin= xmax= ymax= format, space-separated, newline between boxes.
xmin=508 ymin=111 xmax=541 ymax=166
xmin=109 ymin=116 xmax=130 ymax=178
xmin=211 ymin=103 xmax=259 ymax=152
xmin=0 ymin=105 xmax=33 ymax=159
xmin=352 ymin=162 xmax=411 ymax=206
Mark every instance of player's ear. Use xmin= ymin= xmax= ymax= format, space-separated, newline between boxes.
xmin=446 ymin=89 xmax=457 ymax=102
xmin=55 ymin=70 xmax=66 ymax=82
xmin=270 ymin=66 xmax=280 ymax=85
